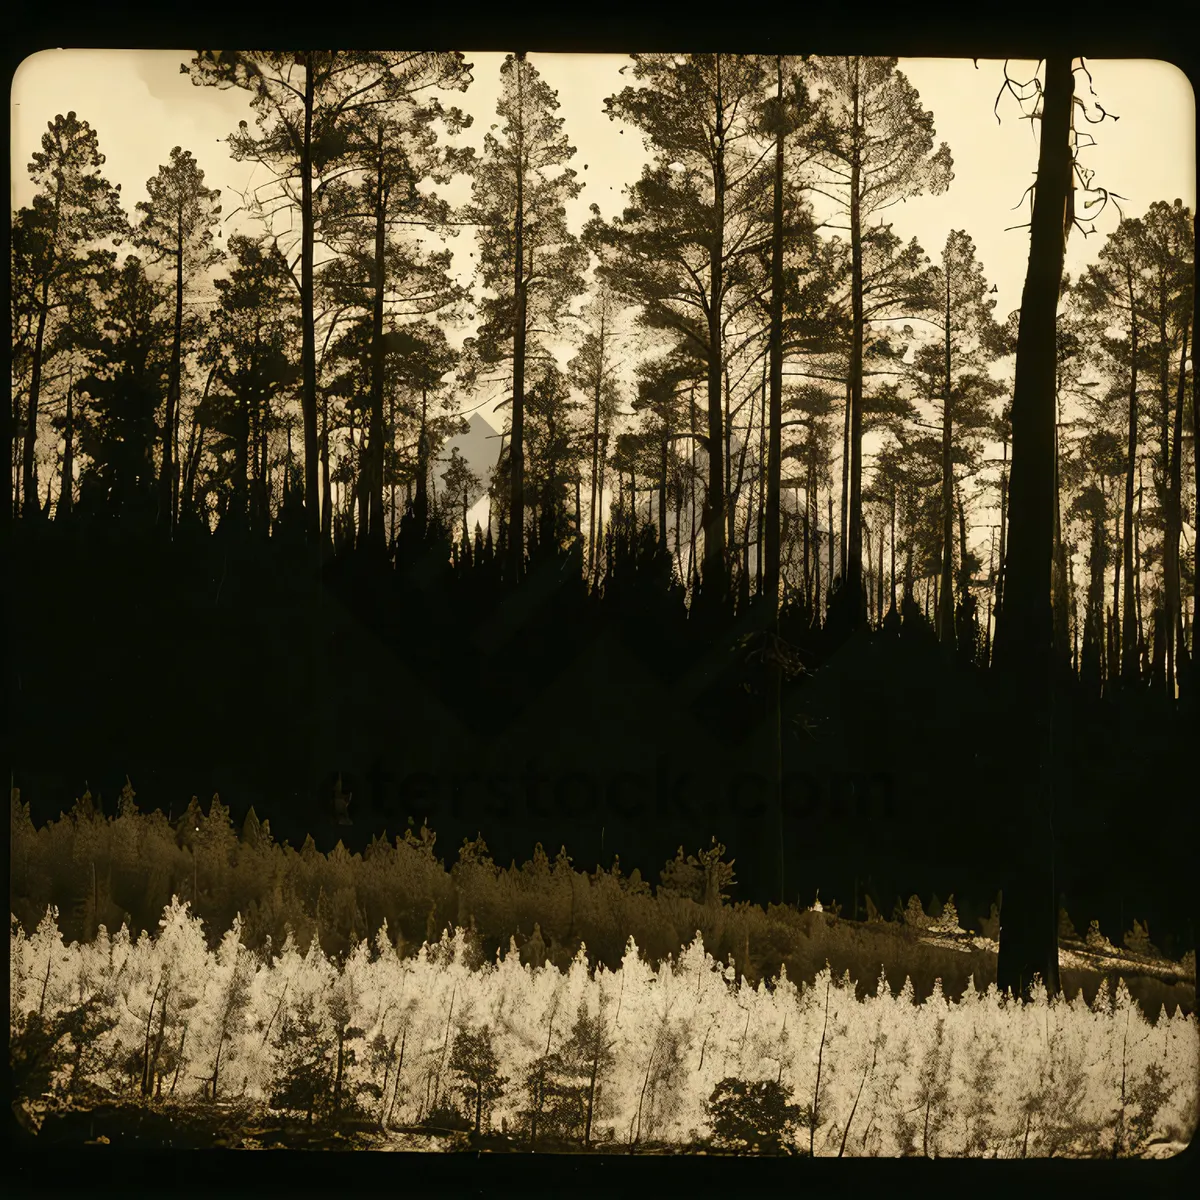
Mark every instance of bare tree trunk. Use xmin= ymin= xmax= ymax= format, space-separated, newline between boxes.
xmin=1110 ymin=507 xmax=1122 ymax=681
xmin=938 ymin=264 xmax=956 ymax=646
xmin=844 ymin=57 xmax=867 ymax=624
xmin=813 ymin=479 xmax=822 ymax=616
xmin=507 ymin=53 xmax=530 ymax=584
xmin=159 ymin=217 xmax=185 ymax=532
xmin=828 ymin=491 xmax=835 ymax=607
xmin=367 ymin=127 xmax=388 ymax=552
xmin=840 ymin=374 xmax=850 ymax=580
xmin=58 ymin=375 xmax=74 ymax=518
xmin=766 ymin=56 xmax=786 ymax=904
xmin=300 ymin=54 xmax=320 ymax=542
xmin=22 ymin=167 xmax=64 ymax=517
xmin=702 ymin=56 xmax=728 ymax=603
xmin=22 ymin=283 xmax=51 ymax=516
xmin=996 ymin=437 xmax=1009 ymax=617
xmin=1121 ymin=261 xmax=1141 ymax=687
xmin=993 ymin=53 xmax=1073 ymax=1003
xmin=320 ymin=391 xmax=332 ymax=542
xmin=587 ymin=306 xmax=605 ymax=579
xmin=1164 ymin=312 xmax=1190 ymax=696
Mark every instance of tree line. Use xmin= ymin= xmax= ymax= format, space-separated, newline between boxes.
xmin=10 ymin=54 xmax=1193 ymax=686
xmin=8 ymin=54 xmax=1197 ymax=1008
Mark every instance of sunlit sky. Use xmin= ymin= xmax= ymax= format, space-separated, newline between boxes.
xmin=9 ymin=52 xmax=1197 ymax=562
xmin=12 ymin=52 xmax=1194 ymax=303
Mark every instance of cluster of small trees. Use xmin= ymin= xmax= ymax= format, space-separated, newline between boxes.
xmin=11 ymin=55 xmax=1193 ymax=678
xmin=11 ymin=901 xmax=1197 ymax=1156
xmin=12 ymin=786 xmax=1193 ymax=1020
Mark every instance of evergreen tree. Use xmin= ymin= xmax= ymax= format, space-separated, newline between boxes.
xmin=907 ymin=230 xmax=1006 ymax=647
xmin=591 ymin=54 xmax=775 ymax=607
xmin=200 ymin=235 xmax=299 ymax=535
xmin=449 ymin=1022 xmax=506 ymax=1135
xmin=806 ymin=57 xmax=953 ymax=625
xmin=75 ymin=256 xmax=170 ymax=521
xmin=186 ymin=50 xmax=470 ymax=542
xmin=464 ymin=52 xmax=587 ymax=582
xmin=133 ymin=146 xmax=223 ymax=531
xmin=16 ymin=112 xmax=128 ymax=515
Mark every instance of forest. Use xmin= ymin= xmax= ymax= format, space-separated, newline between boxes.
xmin=6 ymin=51 xmax=1197 ymax=1155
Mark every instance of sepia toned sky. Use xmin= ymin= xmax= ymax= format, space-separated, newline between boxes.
xmin=9 ymin=51 xmax=1197 ymax=545
xmin=11 ymin=51 xmax=1195 ymax=318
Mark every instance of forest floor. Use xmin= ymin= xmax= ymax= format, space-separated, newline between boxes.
xmin=21 ymin=1103 xmax=1191 ymax=1157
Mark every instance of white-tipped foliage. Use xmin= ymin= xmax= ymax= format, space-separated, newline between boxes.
xmin=9 ymin=905 xmax=1198 ymax=1156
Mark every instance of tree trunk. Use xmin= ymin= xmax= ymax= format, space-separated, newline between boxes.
xmin=702 ymin=55 xmax=728 ymax=603
xmin=996 ymin=437 xmax=1009 ymax=617
xmin=1135 ymin=462 xmax=1145 ymax=675
xmin=234 ymin=378 xmax=251 ymax=532
xmin=596 ymin=433 xmax=610 ymax=589
xmin=415 ymin=387 xmax=429 ymax=532
xmin=878 ymin=510 xmax=886 ymax=628
xmin=160 ymin=216 xmax=184 ymax=533
xmin=1051 ymin=398 xmax=1071 ymax=664
xmin=321 ymin=391 xmax=332 ymax=542
xmin=300 ymin=54 xmax=321 ymax=542
xmin=334 ymin=1025 xmax=345 ymax=1116
xmin=1164 ymin=312 xmax=1190 ymax=697
xmin=588 ymin=307 xmax=604 ymax=579
xmin=1194 ymin=221 xmax=1200 ymax=681
xmin=658 ymin=430 xmax=669 ymax=548
xmin=1110 ymin=507 xmax=1122 ymax=682
xmin=889 ymin=483 xmax=897 ymax=606
xmin=845 ymin=56 xmax=866 ymax=624
xmin=211 ymin=1025 xmax=225 ymax=1102
xmin=58 ymin=376 xmax=74 ymax=518
xmin=765 ymin=55 xmax=786 ymax=904
xmin=993 ymin=53 xmax=1073 ymax=1003
xmin=756 ymin=356 xmax=767 ymax=598
xmin=367 ymin=129 xmax=388 ymax=552
xmin=584 ymin=1049 xmax=600 ymax=1148
xmin=827 ymin=490 xmax=836 ymax=607
xmin=1121 ymin=260 xmax=1140 ymax=686
xmin=389 ymin=387 xmax=397 ymax=547
xmin=765 ymin=57 xmax=784 ymax=623
xmin=23 ymin=165 xmax=65 ymax=518
xmin=509 ymin=55 xmax=528 ymax=585
xmin=23 ymin=282 xmax=52 ymax=517
xmin=938 ymin=265 xmax=956 ymax=646
xmin=840 ymin=374 xmax=850 ymax=579
xmin=813 ymin=479 xmax=822 ymax=616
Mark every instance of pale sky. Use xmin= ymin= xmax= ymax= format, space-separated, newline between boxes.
xmin=10 ymin=52 xmax=1197 ymax=570
xmin=11 ymin=52 xmax=1195 ymax=316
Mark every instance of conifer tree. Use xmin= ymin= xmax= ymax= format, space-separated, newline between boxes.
xmin=464 ymin=52 xmax=587 ymax=582
xmin=806 ymin=58 xmax=953 ymax=625
xmin=17 ymin=112 xmax=128 ymax=515
xmin=591 ymin=54 xmax=774 ymax=607
xmin=133 ymin=147 xmax=223 ymax=531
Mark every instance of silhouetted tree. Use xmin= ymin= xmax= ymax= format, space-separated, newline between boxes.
xmin=133 ymin=146 xmax=223 ymax=531
xmin=464 ymin=52 xmax=586 ymax=582
xmin=16 ymin=112 xmax=128 ymax=516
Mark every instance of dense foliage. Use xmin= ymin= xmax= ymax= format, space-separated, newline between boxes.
xmin=10 ymin=788 xmax=1193 ymax=1022
xmin=11 ymin=900 xmax=1197 ymax=1155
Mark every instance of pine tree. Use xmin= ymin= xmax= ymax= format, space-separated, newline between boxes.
xmin=133 ymin=146 xmax=223 ymax=531
xmin=16 ymin=112 xmax=128 ymax=515
xmin=448 ymin=1022 xmax=506 ymax=1135
xmin=464 ymin=53 xmax=587 ymax=582
xmin=806 ymin=58 xmax=953 ymax=625
xmin=591 ymin=54 xmax=775 ymax=608
xmin=75 ymin=256 xmax=170 ymax=521
xmin=186 ymin=51 xmax=470 ymax=542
